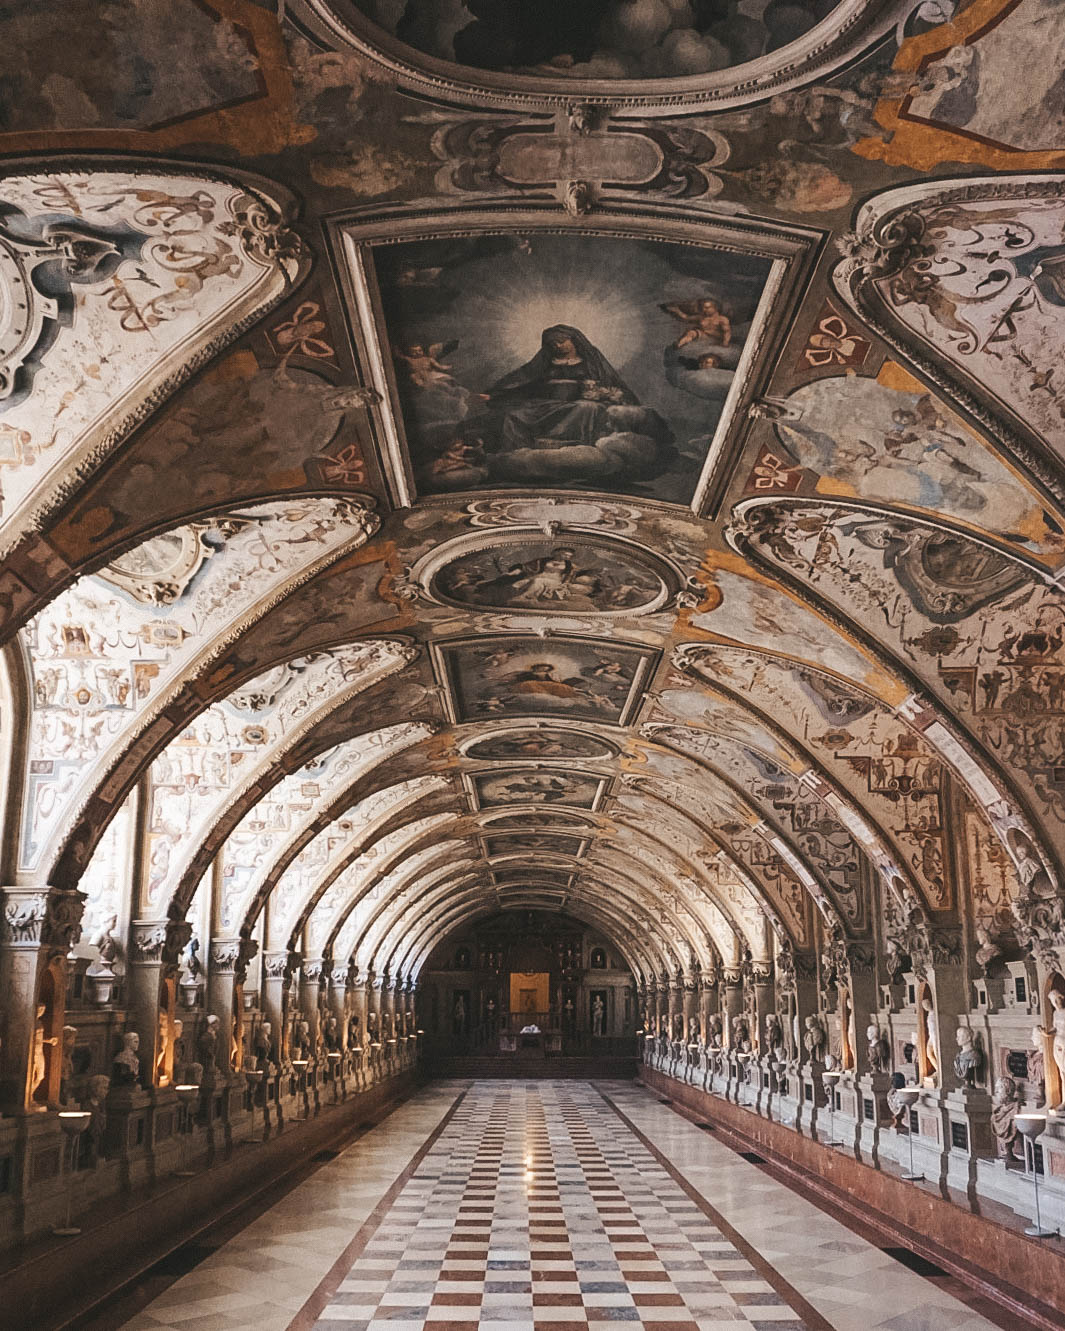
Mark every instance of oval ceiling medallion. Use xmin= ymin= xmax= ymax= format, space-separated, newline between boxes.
xmin=431 ymin=533 xmax=674 ymax=616
xmin=465 ymin=729 xmax=616 ymax=761
xmin=297 ymin=1 xmax=898 ymax=113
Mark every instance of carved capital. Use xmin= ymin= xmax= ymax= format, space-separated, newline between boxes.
xmin=130 ymin=920 xmax=168 ymax=963
xmin=263 ymin=950 xmax=291 ymax=980
xmin=1 ymin=888 xmax=86 ymax=951
xmin=302 ymin=956 xmax=328 ymax=985
xmin=209 ymin=938 xmax=243 ymax=973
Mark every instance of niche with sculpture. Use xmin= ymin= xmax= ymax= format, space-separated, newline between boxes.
xmin=1040 ymin=973 xmax=1065 ymax=1114
xmin=27 ymin=958 xmax=66 ymax=1110
xmin=915 ymin=981 xmax=940 ymax=1088
xmin=155 ymin=975 xmax=176 ymax=1087
xmin=838 ymin=987 xmax=856 ymax=1072
xmin=231 ymin=981 xmax=244 ymax=1073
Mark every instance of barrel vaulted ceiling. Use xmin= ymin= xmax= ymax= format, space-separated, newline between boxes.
xmin=3 ymin=0 xmax=1065 ymax=988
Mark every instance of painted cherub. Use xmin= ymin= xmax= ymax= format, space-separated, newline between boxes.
xmin=662 ymin=298 xmax=732 ymax=352
xmin=393 ymin=341 xmax=461 ymax=393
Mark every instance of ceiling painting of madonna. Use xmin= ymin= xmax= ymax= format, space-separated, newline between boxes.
xmin=6 ymin=0 xmax=1065 ymax=1104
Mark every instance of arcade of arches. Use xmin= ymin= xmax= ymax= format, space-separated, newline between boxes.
xmin=3 ymin=2 xmax=1065 ymax=1329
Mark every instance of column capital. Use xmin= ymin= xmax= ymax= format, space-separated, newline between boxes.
xmin=302 ymin=956 xmax=329 ymax=985
xmin=209 ymin=936 xmax=258 ymax=980
xmin=2 ymin=887 xmax=86 ymax=952
xmin=130 ymin=917 xmax=191 ymax=966
xmin=263 ymin=949 xmax=293 ymax=980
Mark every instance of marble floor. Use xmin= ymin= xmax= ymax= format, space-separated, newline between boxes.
xmin=108 ymin=1081 xmax=1010 ymax=1331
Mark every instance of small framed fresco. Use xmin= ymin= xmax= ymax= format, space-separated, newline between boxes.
xmin=334 ymin=205 xmax=817 ymax=515
xmin=422 ymin=530 xmax=679 ymax=617
xmin=435 ymin=634 xmax=656 ymax=727
xmin=480 ymin=808 xmax=597 ymax=829
xmin=464 ymin=728 xmax=616 ymax=762
xmin=482 ymin=833 xmax=586 ymax=859
xmin=493 ymin=866 xmax=573 ymax=889
xmin=469 ymin=768 xmax=607 ymax=811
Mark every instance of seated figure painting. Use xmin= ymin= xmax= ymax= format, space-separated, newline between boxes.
xmin=372 ymin=232 xmax=774 ymax=506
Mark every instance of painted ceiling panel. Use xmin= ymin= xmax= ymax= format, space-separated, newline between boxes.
xmin=4 ymin=0 xmax=1064 ymax=994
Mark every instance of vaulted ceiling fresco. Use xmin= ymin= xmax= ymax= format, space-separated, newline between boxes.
xmin=4 ymin=0 xmax=1065 ymax=1015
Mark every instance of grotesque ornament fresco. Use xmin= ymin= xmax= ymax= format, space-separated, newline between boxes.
xmin=770 ymin=366 xmax=1065 ymax=556
xmin=373 ymin=233 xmax=773 ymax=503
xmin=837 ymin=179 xmax=1065 ymax=472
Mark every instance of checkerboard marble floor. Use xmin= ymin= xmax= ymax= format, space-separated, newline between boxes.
xmin=112 ymin=1080 xmax=1007 ymax=1331
xmin=309 ymin=1081 xmax=813 ymax=1331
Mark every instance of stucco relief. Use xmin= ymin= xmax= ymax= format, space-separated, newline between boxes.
xmin=835 ymin=176 xmax=1065 ymax=497
xmin=0 ymin=167 xmax=300 ymax=549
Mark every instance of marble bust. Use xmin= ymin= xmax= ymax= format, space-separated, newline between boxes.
xmin=112 ymin=1031 xmax=140 ymax=1087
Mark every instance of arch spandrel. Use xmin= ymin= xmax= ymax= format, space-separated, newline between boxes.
xmin=0 ymin=164 xmax=303 ymax=563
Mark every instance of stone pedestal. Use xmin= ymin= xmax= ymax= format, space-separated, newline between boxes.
xmin=833 ymin=1074 xmax=862 ymax=1153
xmin=943 ymin=1086 xmax=994 ymax=1190
xmin=857 ymin=1071 xmax=893 ymax=1159
xmin=798 ymin=1061 xmax=826 ymax=1137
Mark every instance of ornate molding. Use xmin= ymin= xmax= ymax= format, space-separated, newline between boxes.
xmin=208 ymin=935 xmax=259 ymax=982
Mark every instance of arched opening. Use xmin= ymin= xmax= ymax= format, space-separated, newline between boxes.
xmin=418 ymin=908 xmax=638 ymax=1070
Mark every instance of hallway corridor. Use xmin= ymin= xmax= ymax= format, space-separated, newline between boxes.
xmin=103 ymin=1081 xmax=1009 ymax=1331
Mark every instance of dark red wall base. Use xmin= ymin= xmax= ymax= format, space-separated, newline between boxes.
xmin=640 ymin=1068 xmax=1065 ymax=1331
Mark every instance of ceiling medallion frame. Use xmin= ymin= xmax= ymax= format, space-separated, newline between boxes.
xmin=331 ymin=200 xmax=819 ymax=518
xmin=414 ymin=526 xmax=682 ymax=617
xmin=294 ymin=0 xmax=906 ymax=116
xmin=460 ymin=725 xmax=618 ymax=764
xmin=432 ymin=632 xmax=659 ymax=729
xmin=464 ymin=767 xmax=611 ymax=813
